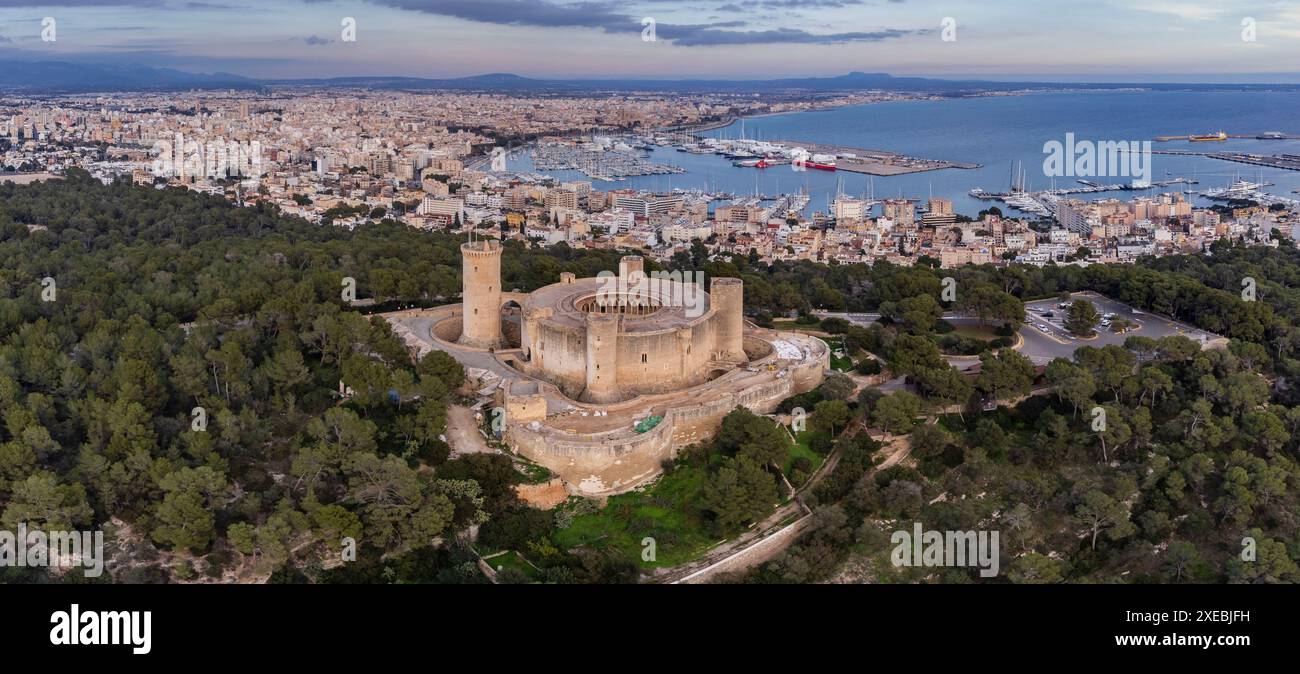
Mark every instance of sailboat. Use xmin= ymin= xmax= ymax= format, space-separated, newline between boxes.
xmin=1183 ymin=166 xmax=1198 ymax=195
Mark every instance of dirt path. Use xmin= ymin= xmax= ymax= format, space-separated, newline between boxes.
xmin=446 ymin=404 xmax=496 ymax=456
xmin=873 ymin=432 xmax=914 ymax=470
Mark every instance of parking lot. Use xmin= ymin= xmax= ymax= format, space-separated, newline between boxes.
xmin=821 ymin=292 xmax=1224 ymax=366
xmin=1018 ymin=291 xmax=1222 ymax=362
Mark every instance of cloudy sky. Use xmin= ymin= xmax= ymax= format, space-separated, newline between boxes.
xmin=0 ymin=0 xmax=1298 ymax=81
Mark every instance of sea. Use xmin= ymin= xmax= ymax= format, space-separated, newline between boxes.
xmin=508 ymin=90 xmax=1300 ymax=218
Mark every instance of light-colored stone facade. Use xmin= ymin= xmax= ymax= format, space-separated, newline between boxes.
xmin=458 ymin=239 xmax=503 ymax=348
xmin=386 ymin=247 xmax=829 ymax=496
xmin=517 ymin=262 xmax=748 ymax=403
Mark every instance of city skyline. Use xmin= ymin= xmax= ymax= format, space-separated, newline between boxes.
xmin=0 ymin=0 xmax=1299 ymax=82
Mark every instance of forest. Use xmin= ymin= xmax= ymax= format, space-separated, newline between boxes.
xmin=2 ymin=171 xmax=1297 ymax=584
xmin=0 ymin=171 xmax=633 ymax=583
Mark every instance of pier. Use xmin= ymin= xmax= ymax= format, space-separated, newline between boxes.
xmin=773 ymin=140 xmax=982 ymax=176
xmin=1151 ymin=150 xmax=1300 ymax=172
xmin=1154 ymin=132 xmax=1300 ymax=142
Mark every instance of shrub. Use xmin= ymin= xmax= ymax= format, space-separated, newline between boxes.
xmin=938 ymin=334 xmax=986 ymax=356
xmin=821 ymin=317 xmax=850 ymax=334
xmin=855 ymin=358 xmax=882 ymax=375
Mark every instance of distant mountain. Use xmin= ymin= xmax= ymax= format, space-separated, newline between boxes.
xmin=2 ymin=61 xmax=1297 ymax=94
xmin=267 ymin=70 xmax=1016 ymax=93
xmin=0 ymin=60 xmax=256 ymax=92
xmin=263 ymin=72 xmax=569 ymax=91
xmin=266 ymin=70 xmax=1300 ymax=94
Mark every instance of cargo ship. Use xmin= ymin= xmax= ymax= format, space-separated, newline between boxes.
xmin=1189 ymin=131 xmax=1228 ymax=142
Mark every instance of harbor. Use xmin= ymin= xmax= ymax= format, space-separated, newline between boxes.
xmin=629 ymin=130 xmax=981 ymax=177
xmin=503 ymin=93 xmax=1300 ymax=220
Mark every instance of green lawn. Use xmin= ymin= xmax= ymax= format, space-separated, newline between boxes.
xmin=950 ymin=324 xmax=1001 ymax=340
xmin=550 ymin=464 xmax=721 ymax=569
xmin=826 ymin=338 xmax=855 ymax=372
xmin=771 ymin=318 xmax=830 ymax=334
xmin=514 ymin=457 xmax=552 ymax=484
xmin=783 ymin=431 xmax=825 ymax=486
xmin=484 ymin=550 xmax=540 ymax=580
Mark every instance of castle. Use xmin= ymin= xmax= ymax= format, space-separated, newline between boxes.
xmin=390 ymin=240 xmax=829 ymax=495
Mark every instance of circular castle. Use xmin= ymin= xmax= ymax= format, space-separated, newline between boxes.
xmin=392 ymin=240 xmax=829 ymax=495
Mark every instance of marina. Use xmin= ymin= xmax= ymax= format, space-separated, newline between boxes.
xmin=530 ymin=140 xmax=686 ymax=181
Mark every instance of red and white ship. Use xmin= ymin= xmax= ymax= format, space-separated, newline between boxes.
xmin=798 ymin=153 xmax=837 ymax=171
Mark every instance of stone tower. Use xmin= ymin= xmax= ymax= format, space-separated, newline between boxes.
xmin=459 ymin=239 xmax=503 ymax=348
xmin=710 ymin=277 xmax=746 ymax=363
xmin=619 ymin=254 xmax=647 ymax=308
xmin=619 ymin=254 xmax=645 ymax=281
xmin=584 ymin=312 xmax=621 ymax=403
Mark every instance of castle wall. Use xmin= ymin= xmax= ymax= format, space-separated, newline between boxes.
xmin=522 ymin=281 xmax=748 ymax=401
xmin=504 ymin=362 xmax=820 ymax=495
xmin=504 ymin=390 xmax=547 ymax=424
xmin=612 ymin=319 xmax=717 ymax=394
xmin=527 ymin=320 xmax=586 ymax=398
